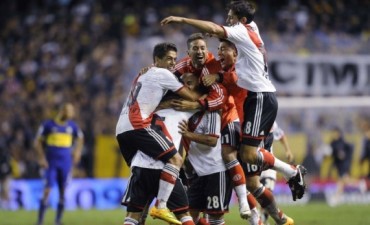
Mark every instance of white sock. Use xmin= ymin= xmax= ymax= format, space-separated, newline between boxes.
xmin=248 ymin=208 xmax=261 ymax=225
xmin=124 ymin=217 xmax=138 ymax=225
xmin=157 ymin=163 xmax=179 ymax=209
xmin=234 ymin=185 xmax=248 ymax=206
xmin=273 ymin=157 xmax=297 ymax=180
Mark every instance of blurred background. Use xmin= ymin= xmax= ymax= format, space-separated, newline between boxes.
xmin=0 ymin=0 xmax=370 ymax=212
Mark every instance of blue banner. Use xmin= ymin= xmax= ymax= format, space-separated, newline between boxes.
xmin=8 ymin=179 xmax=127 ymax=210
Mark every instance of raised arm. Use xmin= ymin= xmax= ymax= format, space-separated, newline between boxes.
xmin=161 ymin=16 xmax=226 ymax=38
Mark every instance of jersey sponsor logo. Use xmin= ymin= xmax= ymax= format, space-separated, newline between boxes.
xmin=46 ymin=133 xmax=73 ymax=147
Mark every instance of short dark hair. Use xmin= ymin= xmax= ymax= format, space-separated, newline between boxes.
xmin=186 ymin=33 xmax=206 ymax=49
xmin=227 ymin=0 xmax=255 ymax=23
xmin=153 ymin=42 xmax=177 ymax=62
xmin=219 ymin=38 xmax=237 ymax=51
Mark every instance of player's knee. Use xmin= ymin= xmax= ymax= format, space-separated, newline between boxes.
xmin=246 ymin=177 xmax=260 ymax=193
xmin=240 ymin=150 xmax=257 ymax=164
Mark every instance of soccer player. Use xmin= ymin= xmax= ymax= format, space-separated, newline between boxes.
xmin=161 ymin=0 xmax=307 ymax=203
xmin=115 ymin=42 xmax=200 ymax=224
xmin=205 ymin=38 xmax=293 ymax=225
xmin=34 ymin=103 xmax=84 ymax=225
xmin=172 ymin=33 xmax=251 ymax=219
xmin=178 ymin=73 xmax=233 ymax=225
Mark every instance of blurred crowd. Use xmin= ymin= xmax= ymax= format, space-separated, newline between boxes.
xmin=0 ymin=0 xmax=369 ymax=178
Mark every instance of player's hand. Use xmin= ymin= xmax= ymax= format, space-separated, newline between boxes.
xmin=73 ymin=155 xmax=81 ymax=166
xmin=202 ymin=74 xmax=218 ymax=86
xmin=171 ymin=99 xmax=199 ymax=111
xmin=204 ymin=33 xmax=214 ymax=38
xmin=38 ymin=158 xmax=48 ymax=169
xmin=285 ymin=151 xmax=294 ymax=164
xmin=161 ymin=16 xmax=184 ymax=26
xmin=178 ymin=120 xmax=190 ymax=135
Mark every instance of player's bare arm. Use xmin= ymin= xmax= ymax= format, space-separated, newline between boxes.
xmin=178 ymin=120 xmax=218 ymax=147
xmin=161 ymin=16 xmax=226 ymax=38
xmin=280 ymin=135 xmax=294 ymax=163
xmin=176 ymin=86 xmax=202 ymax=102
xmin=34 ymin=137 xmax=48 ymax=169
xmin=72 ymin=136 xmax=84 ymax=166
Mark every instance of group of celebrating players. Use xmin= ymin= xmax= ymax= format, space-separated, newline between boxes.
xmin=116 ymin=1 xmax=307 ymax=225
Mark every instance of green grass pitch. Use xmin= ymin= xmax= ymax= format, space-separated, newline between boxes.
xmin=1 ymin=202 xmax=369 ymax=225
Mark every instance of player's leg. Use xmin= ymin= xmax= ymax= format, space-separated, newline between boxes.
xmin=144 ymin=123 xmax=184 ymax=213
xmin=122 ymin=167 xmax=179 ymax=225
xmin=54 ymin=163 xmax=72 ymax=225
xmin=246 ymin=192 xmax=263 ymax=225
xmin=260 ymin=169 xmax=277 ymax=223
xmin=37 ymin=167 xmax=55 ymax=225
xmin=203 ymin=171 xmax=233 ymax=225
xmin=117 ymin=127 xmax=183 ymax=217
xmin=240 ymin=92 xmax=307 ymax=201
xmin=247 ymin=175 xmax=293 ymax=225
xmin=186 ymin=173 xmax=204 ymax=224
xmin=167 ymin=178 xmax=195 ymax=225
xmin=221 ymin=120 xmax=250 ymax=219
xmin=122 ymin=167 xmax=145 ymax=225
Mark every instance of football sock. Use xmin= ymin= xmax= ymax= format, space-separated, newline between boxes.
xmin=257 ymin=148 xmax=296 ymax=180
xmin=55 ymin=202 xmax=64 ymax=224
xmin=247 ymin=192 xmax=258 ymax=209
xmin=181 ymin=215 xmax=195 ymax=225
xmin=196 ymin=217 xmax=210 ymax=225
xmin=208 ymin=218 xmax=225 ymax=225
xmin=157 ymin=163 xmax=180 ymax=209
xmin=247 ymin=193 xmax=261 ymax=225
xmin=225 ymin=160 xmax=247 ymax=206
xmin=250 ymin=207 xmax=261 ymax=225
xmin=124 ymin=217 xmax=139 ymax=225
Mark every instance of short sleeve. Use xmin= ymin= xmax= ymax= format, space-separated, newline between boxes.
xmin=223 ymin=23 xmax=255 ymax=50
xmin=36 ymin=121 xmax=49 ymax=139
xmin=157 ymin=69 xmax=184 ymax=93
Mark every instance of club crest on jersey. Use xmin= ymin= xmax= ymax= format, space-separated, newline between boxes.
xmin=66 ymin=126 xmax=73 ymax=134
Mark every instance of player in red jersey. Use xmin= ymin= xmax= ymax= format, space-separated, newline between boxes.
xmin=171 ymin=33 xmax=251 ymax=219
xmin=161 ymin=1 xmax=307 ymax=208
